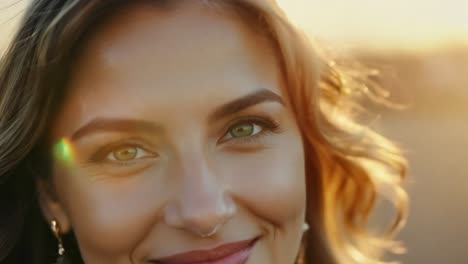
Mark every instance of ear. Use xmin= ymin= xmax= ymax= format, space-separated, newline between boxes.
xmin=36 ymin=179 xmax=72 ymax=234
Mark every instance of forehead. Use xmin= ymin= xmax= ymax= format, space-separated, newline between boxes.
xmin=74 ymin=2 xmax=277 ymax=78
xmin=52 ymin=2 xmax=283 ymax=137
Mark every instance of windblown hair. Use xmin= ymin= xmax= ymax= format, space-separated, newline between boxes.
xmin=0 ymin=0 xmax=407 ymax=263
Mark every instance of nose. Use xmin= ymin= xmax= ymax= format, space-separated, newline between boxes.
xmin=164 ymin=151 xmax=236 ymax=237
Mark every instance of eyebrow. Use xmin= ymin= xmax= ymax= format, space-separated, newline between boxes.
xmin=71 ymin=118 xmax=163 ymax=141
xmin=70 ymin=89 xmax=284 ymax=141
xmin=208 ymin=89 xmax=284 ymax=122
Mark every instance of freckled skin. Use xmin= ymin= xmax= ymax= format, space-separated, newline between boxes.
xmin=41 ymin=3 xmax=306 ymax=264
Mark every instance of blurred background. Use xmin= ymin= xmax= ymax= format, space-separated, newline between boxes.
xmin=282 ymin=1 xmax=468 ymax=263
xmin=1 ymin=0 xmax=467 ymax=263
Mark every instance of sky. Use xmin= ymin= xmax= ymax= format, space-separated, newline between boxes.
xmin=277 ymin=0 xmax=468 ymax=50
xmin=0 ymin=0 xmax=467 ymax=51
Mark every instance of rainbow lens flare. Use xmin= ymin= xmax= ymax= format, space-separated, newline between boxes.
xmin=53 ymin=138 xmax=75 ymax=166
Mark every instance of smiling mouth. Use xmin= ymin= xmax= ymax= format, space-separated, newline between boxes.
xmin=151 ymin=237 xmax=259 ymax=264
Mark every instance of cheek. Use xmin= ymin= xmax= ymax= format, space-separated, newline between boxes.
xmin=217 ymin=138 xmax=306 ymax=264
xmin=54 ymin=167 xmax=167 ymax=260
xmin=219 ymin=138 xmax=306 ymax=226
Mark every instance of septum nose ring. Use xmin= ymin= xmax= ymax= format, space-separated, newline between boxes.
xmin=198 ymin=224 xmax=221 ymax=238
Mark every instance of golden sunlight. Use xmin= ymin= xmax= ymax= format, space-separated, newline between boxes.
xmin=277 ymin=0 xmax=468 ymax=50
xmin=1 ymin=0 xmax=467 ymax=51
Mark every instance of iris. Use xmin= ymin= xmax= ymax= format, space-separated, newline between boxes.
xmin=229 ymin=122 xmax=254 ymax=138
xmin=112 ymin=147 xmax=138 ymax=161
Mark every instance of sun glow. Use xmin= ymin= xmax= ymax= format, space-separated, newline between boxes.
xmin=1 ymin=0 xmax=467 ymax=52
xmin=277 ymin=0 xmax=468 ymax=51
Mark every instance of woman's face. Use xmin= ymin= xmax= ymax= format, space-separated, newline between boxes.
xmin=43 ymin=3 xmax=306 ymax=264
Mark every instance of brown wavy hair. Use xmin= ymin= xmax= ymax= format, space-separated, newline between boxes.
xmin=0 ymin=0 xmax=407 ymax=263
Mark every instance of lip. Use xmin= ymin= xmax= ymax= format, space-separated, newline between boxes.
xmin=152 ymin=237 xmax=259 ymax=264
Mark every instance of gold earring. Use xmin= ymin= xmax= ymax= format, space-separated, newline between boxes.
xmin=50 ymin=220 xmax=65 ymax=264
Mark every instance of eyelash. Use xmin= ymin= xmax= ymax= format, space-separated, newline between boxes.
xmin=89 ymin=116 xmax=282 ymax=165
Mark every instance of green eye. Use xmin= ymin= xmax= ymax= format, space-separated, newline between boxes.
xmin=110 ymin=147 xmax=138 ymax=161
xmin=221 ymin=117 xmax=280 ymax=143
xmin=229 ymin=122 xmax=255 ymax=138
